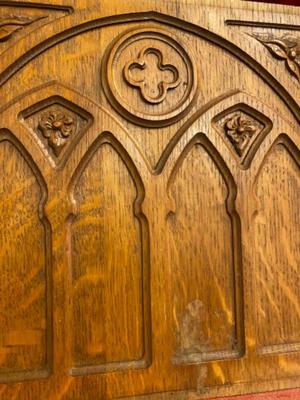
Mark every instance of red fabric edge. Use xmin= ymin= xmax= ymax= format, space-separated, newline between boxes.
xmin=211 ymin=388 xmax=300 ymax=399
xmin=245 ymin=0 xmax=300 ymax=5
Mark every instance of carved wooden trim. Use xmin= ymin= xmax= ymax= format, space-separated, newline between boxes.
xmin=226 ymin=20 xmax=300 ymax=31
xmin=0 ymin=2 xmax=73 ymax=47
xmin=1 ymin=12 xmax=298 ymax=124
xmin=0 ymin=14 xmax=45 ymax=42
xmin=0 ymin=1 xmax=73 ymax=13
xmin=252 ymin=33 xmax=300 ymax=82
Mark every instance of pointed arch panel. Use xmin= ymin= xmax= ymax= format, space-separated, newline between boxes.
xmin=167 ymin=133 xmax=244 ymax=364
xmin=68 ymin=132 xmax=151 ymax=375
xmin=0 ymin=130 xmax=51 ymax=383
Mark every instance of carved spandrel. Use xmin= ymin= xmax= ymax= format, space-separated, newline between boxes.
xmin=213 ymin=105 xmax=272 ymax=168
xmin=0 ymin=15 xmax=45 ymax=42
xmin=252 ymin=33 xmax=300 ymax=82
xmin=103 ymin=27 xmax=197 ymax=127
xmin=20 ymin=98 xmax=92 ymax=169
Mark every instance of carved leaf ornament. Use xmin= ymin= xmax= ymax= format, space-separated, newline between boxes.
xmin=0 ymin=15 xmax=44 ymax=42
xmin=38 ymin=109 xmax=76 ymax=156
xmin=253 ymin=33 xmax=300 ymax=82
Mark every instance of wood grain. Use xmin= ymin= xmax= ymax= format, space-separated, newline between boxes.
xmin=0 ymin=0 xmax=299 ymax=399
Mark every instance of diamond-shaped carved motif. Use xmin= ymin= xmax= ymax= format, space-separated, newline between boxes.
xmin=213 ymin=106 xmax=272 ymax=168
xmin=21 ymin=98 xmax=92 ymax=168
xmin=223 ymin=113 xmax=259 ymax=157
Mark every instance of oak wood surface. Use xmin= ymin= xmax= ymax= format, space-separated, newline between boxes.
xmin=0 ymin=0 xmax=299 ymax=399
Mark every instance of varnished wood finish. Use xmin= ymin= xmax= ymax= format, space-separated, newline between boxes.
xmin=0 ymin=1 xmax=299 ymax=399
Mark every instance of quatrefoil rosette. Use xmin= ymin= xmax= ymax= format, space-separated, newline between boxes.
xmin=102 ymin=27 xmax=198 ymax=127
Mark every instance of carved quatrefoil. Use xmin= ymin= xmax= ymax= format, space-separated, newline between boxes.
xmin=102 ymin=27 xmax=197 ymax=127
xmin=123 ymin=47 xmax=181 ymax=104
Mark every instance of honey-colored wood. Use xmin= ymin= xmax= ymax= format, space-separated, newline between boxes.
xmin=0 ymin=1 xmax=299 ymax=399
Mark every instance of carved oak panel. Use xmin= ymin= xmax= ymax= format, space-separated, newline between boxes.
xmin=0 ymin=0 xmax=299 ymax=399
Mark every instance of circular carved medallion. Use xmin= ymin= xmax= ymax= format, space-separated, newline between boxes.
xmin=102 ymin=27 xmax=198 ymax=127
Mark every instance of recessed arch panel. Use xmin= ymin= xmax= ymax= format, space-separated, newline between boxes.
xmin=253 ymin=135 xmax=300 ymax=355
xmin=68 ymin=132 xmax=151 ymax=375
xmin=0 ymin=129 xmax=51 ymax=383
xmin=167 ymin=133 xmax=244 ymax=364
